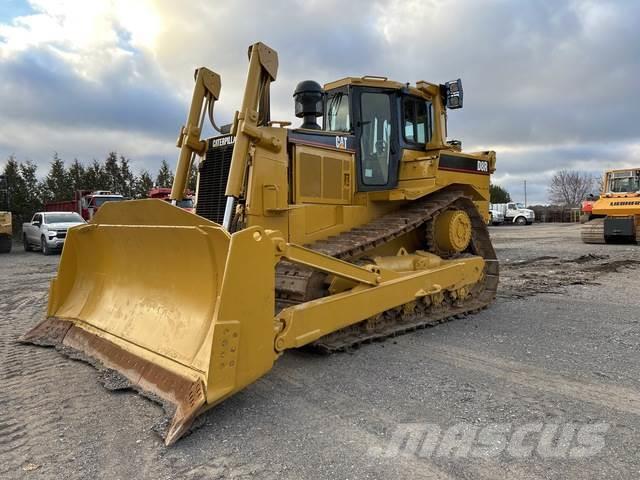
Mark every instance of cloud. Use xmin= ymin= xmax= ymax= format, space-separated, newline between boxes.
xmin=0 ymin=0 xmax=639 ymax=203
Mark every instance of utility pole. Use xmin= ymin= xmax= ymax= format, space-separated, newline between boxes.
xmin=524 ymin=180 xmax=527 ymax=207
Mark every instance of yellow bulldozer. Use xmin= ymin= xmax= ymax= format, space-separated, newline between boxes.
xmin=22 ymin=42 xmax=498 ymax=445
xmin=582 ymin=167 xmax=640 ymax=244
xmin=0 ymin=174 xmax=11 ymax=253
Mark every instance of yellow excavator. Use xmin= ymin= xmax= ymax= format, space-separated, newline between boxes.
xmin=22 ymin=42 xmax=498 ymax=445
xmin=582 ymin=168 xmax=640 ymax=244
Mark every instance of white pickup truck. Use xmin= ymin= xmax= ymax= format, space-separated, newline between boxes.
xmin=490 ymin=202 xmax=535 ymax=225
xmin=22 ymin=211 xmax=86 ymax=255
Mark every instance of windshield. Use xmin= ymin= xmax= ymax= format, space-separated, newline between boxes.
xmin=92 ymin=196 xmax=124 ymax=207
xmin=516 ymin=203 xmax=525 ymax=209
xmin=326 ymin=91 xmax=350 ymax=131
xmin=608 ymin=171 xmax=640 ymax=193
xmin=45 ymin=213 xmax=84 ymax=224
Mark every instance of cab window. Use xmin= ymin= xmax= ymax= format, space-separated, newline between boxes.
xmin=402 ymin=96 xmax=431 ymax=144
xmin=326 ymin=92 xmax=350 ymax=132
xmin=360 ymin=92 xmax=392 ymax=186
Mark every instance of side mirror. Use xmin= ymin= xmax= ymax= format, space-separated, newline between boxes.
xmin=445 ymin=79 xmax=463 ymax=109
xmin=33 ymin=221 xmax=40 ymax=227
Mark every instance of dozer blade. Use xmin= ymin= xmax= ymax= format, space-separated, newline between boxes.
xmin=21 ymin=200 xmax=280 ymax=445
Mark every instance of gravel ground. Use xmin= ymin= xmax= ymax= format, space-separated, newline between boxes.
xmin=1 ymin=223 xmax=639 ymax=479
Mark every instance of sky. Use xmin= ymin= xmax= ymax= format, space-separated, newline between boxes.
xmin=0 ymin=0 xmax=639 ymax=204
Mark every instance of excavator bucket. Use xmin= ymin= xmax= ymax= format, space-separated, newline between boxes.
xmin=21 ymin=199 xmax=280 ymax=445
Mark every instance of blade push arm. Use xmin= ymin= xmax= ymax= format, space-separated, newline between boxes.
xmin=264 ymin=230 xmax=483 ymax=353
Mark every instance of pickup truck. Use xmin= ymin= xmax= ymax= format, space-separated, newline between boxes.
xmin=22 ymin=211 xmax=86 ymax=255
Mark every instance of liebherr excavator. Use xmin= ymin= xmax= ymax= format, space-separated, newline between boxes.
xmin=22 ymin=42 xmax=498 ymax=445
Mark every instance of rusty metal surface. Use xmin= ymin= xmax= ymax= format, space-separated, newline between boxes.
xmin=20 ymin=317 xmax=206 ymax=445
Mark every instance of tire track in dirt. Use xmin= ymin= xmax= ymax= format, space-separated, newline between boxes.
xmin=0 ymin=265 xmax=91 ymax=478
xmin=424 ymin=345 xmax=640 ymax=416
xmin=266 ymin=364 xmax=546 ymax=480
xmin=0 ymin=266 xmax=187 ymax=479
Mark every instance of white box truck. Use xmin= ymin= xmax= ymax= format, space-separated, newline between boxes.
xmin=490 ymin=202 xmax=535 ymax=225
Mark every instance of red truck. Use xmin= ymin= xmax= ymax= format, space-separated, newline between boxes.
xmin=45 ymin=190 xmax=125 ymax=221
xmin=148 ymin=187 xmax=194 ymax=213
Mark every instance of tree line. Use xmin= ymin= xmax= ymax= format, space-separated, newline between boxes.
xmin=1 ymin=152 xmax=196 ymax=229
xmin=491 ymin=170 xmax=599 ymax=208
xmin=2 ymin=151 xmax=598 ymax=230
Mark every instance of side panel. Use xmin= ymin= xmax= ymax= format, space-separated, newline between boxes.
xmin=244 ymin=128 xmax=289 ymax=235
xmin=592 ymin=197 xmax=640 ymax=217
xmin=293 ymin=144 xmax=354 ymax=205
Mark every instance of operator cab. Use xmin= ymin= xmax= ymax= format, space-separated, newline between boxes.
xmin=606 ymin=169 xmax=640 ymax=194
xmin=292 ymin=77 xmax=463 ymax=192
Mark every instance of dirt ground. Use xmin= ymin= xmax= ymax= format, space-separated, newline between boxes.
xmin=1 ymin=223 xmax=639 ymax=479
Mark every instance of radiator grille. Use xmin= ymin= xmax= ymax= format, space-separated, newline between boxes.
xmin=196 ymin=136 xmax=234 ymax=224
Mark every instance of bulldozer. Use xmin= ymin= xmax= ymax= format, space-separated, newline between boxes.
xmin=582 ymin=168 xmax=640 ymax=244
xmin=22 ymin=42 xmax=498 ymax=445
xmin=0 ymin=174 xmax=11 ymax=253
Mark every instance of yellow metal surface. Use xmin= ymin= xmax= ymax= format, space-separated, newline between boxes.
xmin=171 ymin=67 xmax=221 ymax=201
xmin=592 ymin=197 xmax=640 ymax=217
xmin=226 ymin=42 xmax=279 ymax=198
xmin=30 ymin=199 xmax=282 ymax=444
xmin=0 ymin=211 xmax=11 ymax=253
xmin=48 ymin=201 xmax=229 ymax=376
xmin=293 ymin=144 xmax=353 ymax=205
xmin=373 ymin=250 xmax=443 ymax=272
xmin=0 ymin=211 xmax=11 ymax=236
xmin=434 ymin=209 xmax=472 ymax=254
xmin=276 ymin=256 xmax=484 ymax=350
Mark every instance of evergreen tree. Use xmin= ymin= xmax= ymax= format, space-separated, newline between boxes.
xmin=119 ymin=155 xmax=135 ymax=198
xmin=156 ymin=160 xmax=174 ymax=188
xmin=19 ymin=161 xmax=43 ymax=214
xmin=84 ymin=159 xmax=108 ymax=191
xmin=134 ymin=170 xmax=154 ymax=198
xmin=104 ymin=152 xmax=122 ymax=192
xmin=67 ymin=158 xmax=86 ymax=192
xmin=42 ymin=153 xmax=72 ymax=202
xmin=489 ymin=184 xmax=511 ymax=203
xmin=2 ymin=156 xmax=25 ymax=217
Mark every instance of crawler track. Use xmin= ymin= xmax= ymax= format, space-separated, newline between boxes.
xmin=581 ymin=218 xmax=606 ymax=244
xmin=582 ymin=217 xmax=640 ymax=244
xmin=275 ymin=188 xmax=499 ymax=352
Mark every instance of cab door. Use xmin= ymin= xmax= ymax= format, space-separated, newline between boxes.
xmin=353 ymin=88 xmax=401 ymax=192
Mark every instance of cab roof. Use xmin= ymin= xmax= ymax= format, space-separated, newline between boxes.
xmin=323 ymin=77 xmax=441 ymax=99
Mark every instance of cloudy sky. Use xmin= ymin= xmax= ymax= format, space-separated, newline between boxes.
xmin=0 ymin=0 xmax=638 ymax=203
